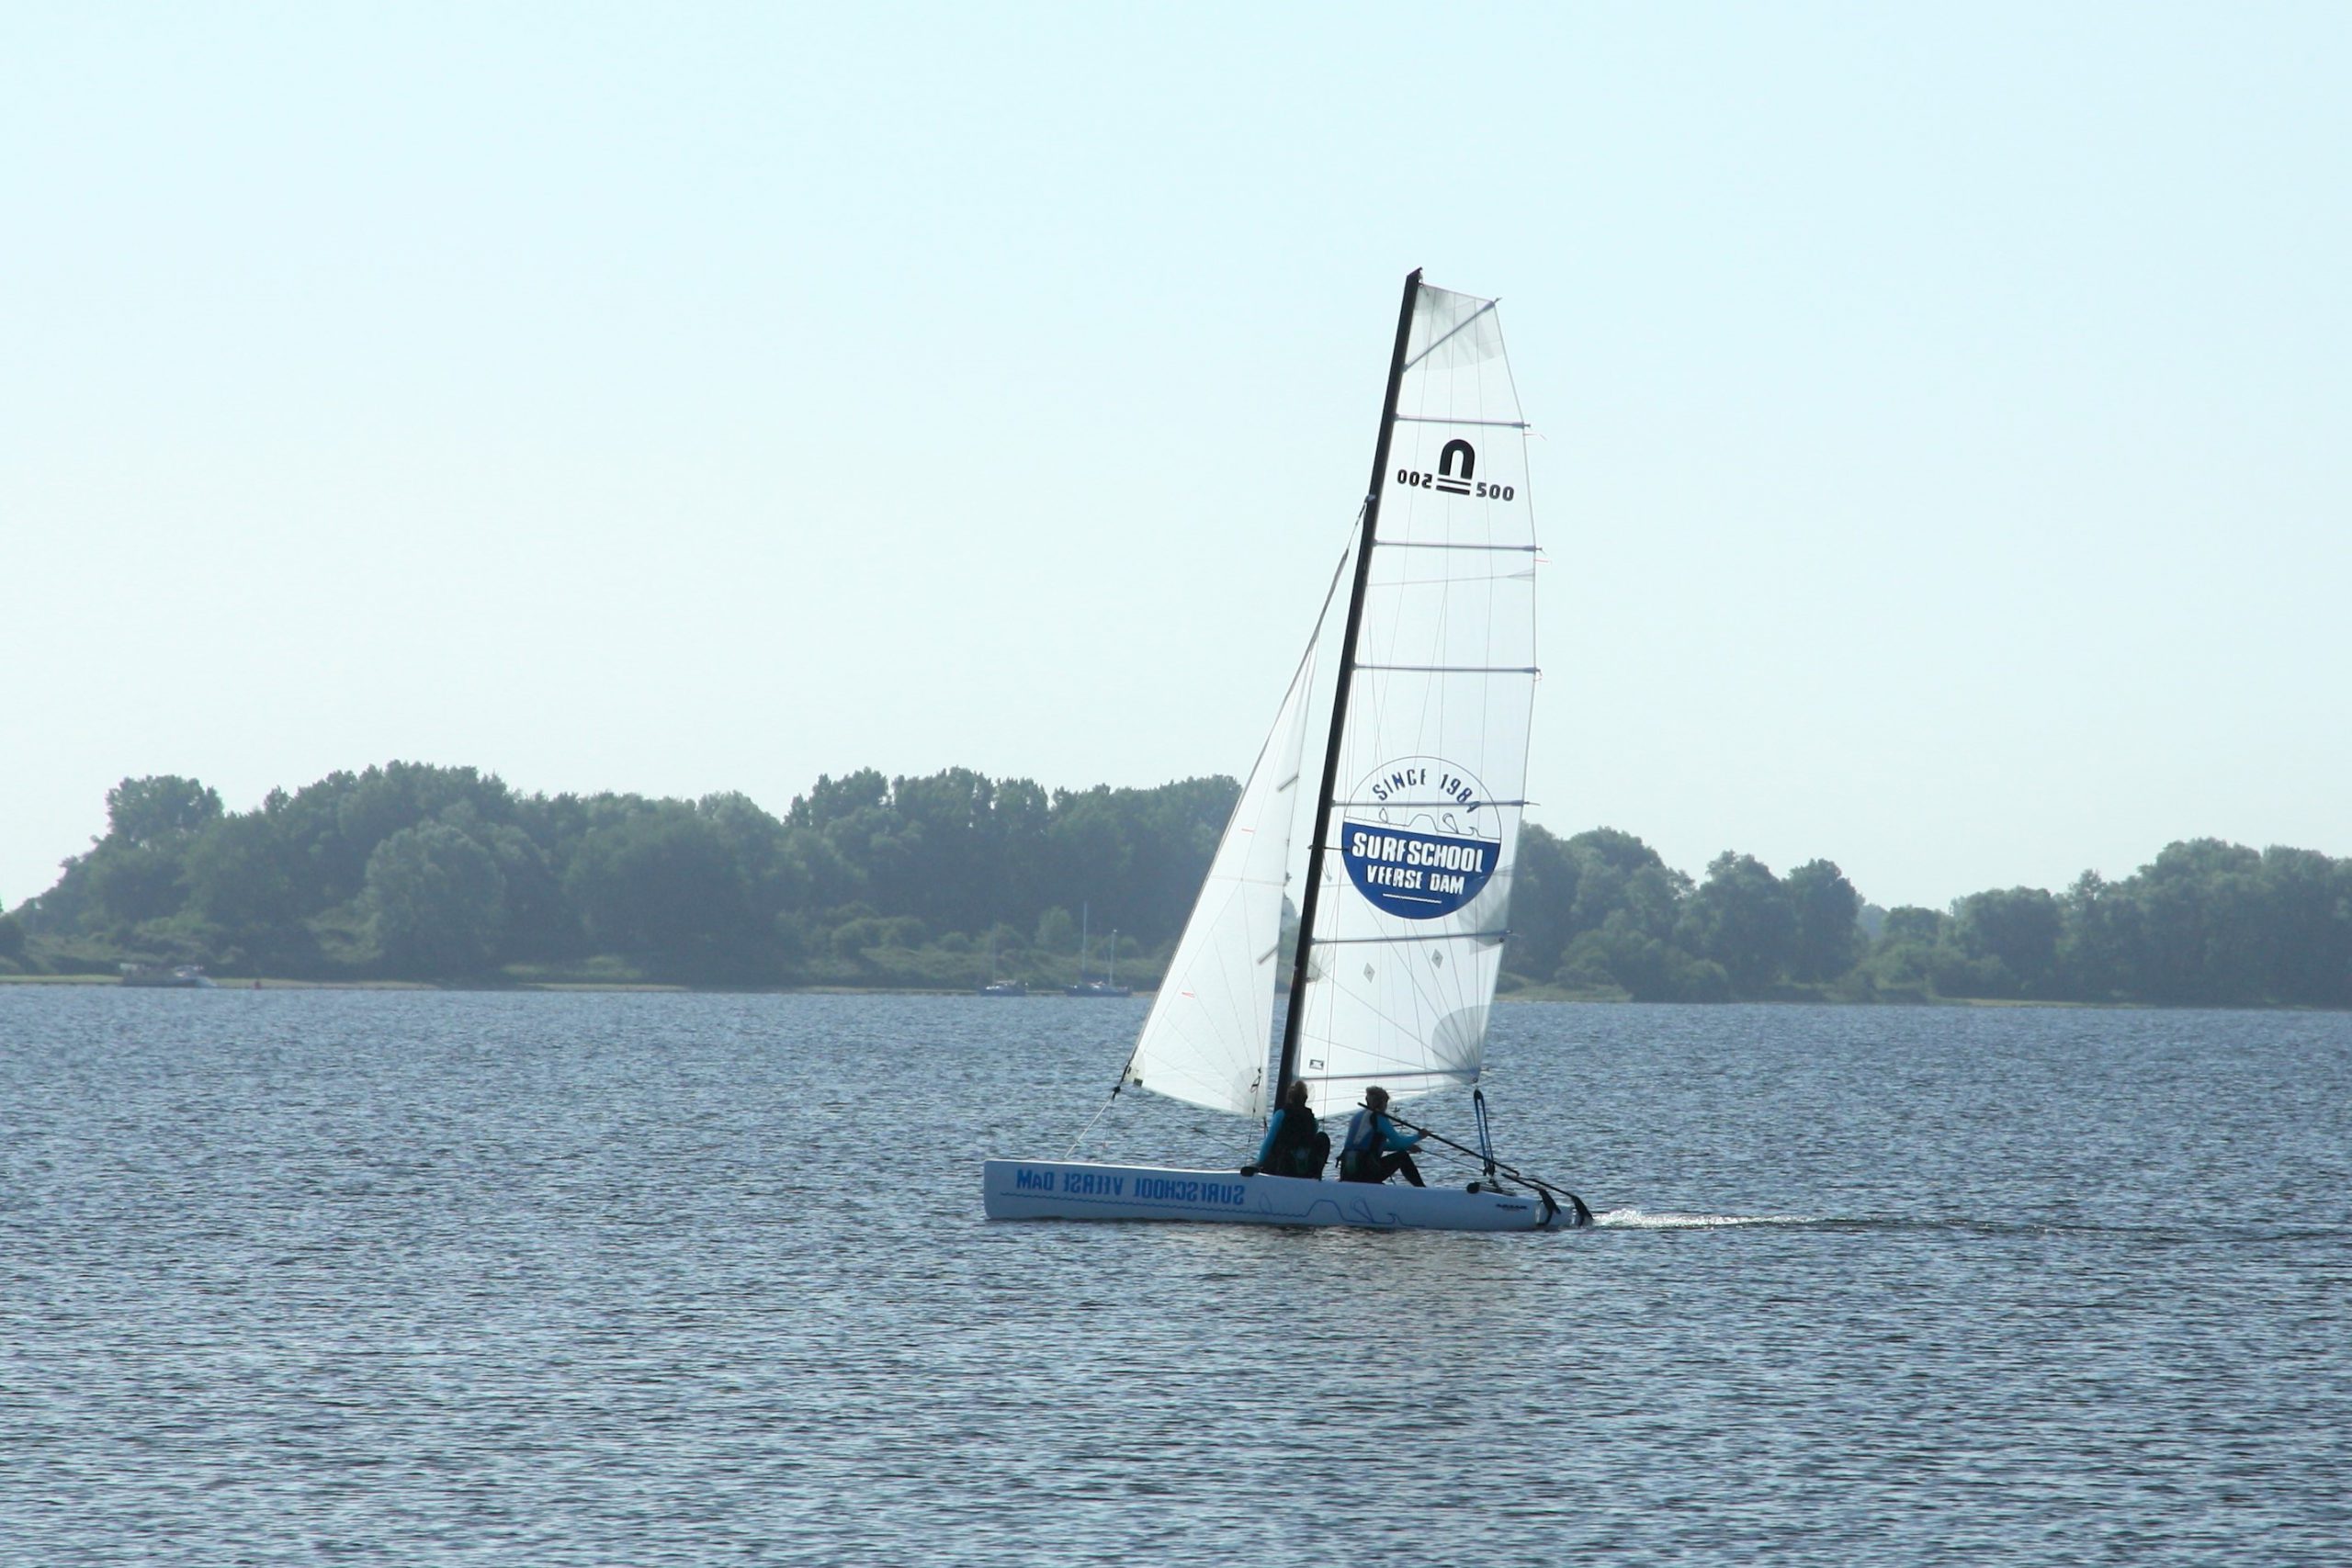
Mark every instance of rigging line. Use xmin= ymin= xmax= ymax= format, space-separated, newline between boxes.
xmin=1063 ymin=1084 xmax=1125 ymax=1158
xmin=1401 ymin=296 xmax=1500 ymax=375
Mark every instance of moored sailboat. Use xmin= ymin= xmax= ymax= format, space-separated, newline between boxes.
xmin=983 ymin=271 xmax=1587 ymax=1231
xmin=1063 ymin=903 xmax=1131 ymax=998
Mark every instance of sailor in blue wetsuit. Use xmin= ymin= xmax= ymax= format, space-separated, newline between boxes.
xmin=1339 ymin=1086 xmax=1425 ymax=1187
xmin=1246 ymin=1079 xmax=1329 ymax=1179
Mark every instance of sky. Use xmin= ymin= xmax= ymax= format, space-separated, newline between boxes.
xmin=5 ymin=3 xmax=2347 ymax=914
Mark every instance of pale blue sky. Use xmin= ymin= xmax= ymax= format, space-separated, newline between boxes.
xmin=5 ymin=3 xmax=2347 ymax=912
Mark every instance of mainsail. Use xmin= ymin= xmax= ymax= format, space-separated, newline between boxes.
xmin=1286 ymin=282 xmax=1538 ymax=1119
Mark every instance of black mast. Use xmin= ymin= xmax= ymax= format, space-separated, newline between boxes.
xmin=1274 ymin=266 xmax=1422 ymax=1103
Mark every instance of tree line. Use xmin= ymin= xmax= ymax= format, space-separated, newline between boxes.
xmin=1502 ymin=829 xmax=2352 ymax=1008
xmin=3 ymin=764 xmax=1231 ymax=987
xmin=4 ymin=763 xmax=2346 ymax=1007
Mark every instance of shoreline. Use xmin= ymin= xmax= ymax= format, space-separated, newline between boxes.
xmin=6 ymin=972 xmax=2317 ymax=1010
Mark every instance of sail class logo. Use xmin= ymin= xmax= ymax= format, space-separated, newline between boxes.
xmin=1339 ymin=757 xmax=1501 ymax=919
xmin=1435 ymin=438 xmax=1475 ymax=495
xmin=1394 ymin=437 xmax=1516 ymax=501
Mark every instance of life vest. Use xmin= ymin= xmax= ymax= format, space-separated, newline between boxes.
xmin=1266 ymin=1105 xmax=1320 ymax=1174
xmin=1340 ymin=1109 xmax=1385 ymax=1180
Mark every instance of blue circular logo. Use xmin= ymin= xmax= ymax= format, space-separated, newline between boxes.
xmin=1339 ymin=758 xmax=1501 ymax=920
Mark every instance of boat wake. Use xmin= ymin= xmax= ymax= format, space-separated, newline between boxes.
xmin=1585 ymin=1212 xmax=2351 ymax=1241
xmin=1592 ymin=1207 xmax=1819 ymax=1230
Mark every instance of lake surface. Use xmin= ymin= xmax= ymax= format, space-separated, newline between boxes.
xmin=3 ymin=990 xmax=2346 ymax=1564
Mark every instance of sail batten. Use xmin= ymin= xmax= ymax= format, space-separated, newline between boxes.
xmin=1374 ymin=540 xmax=1538 ymax=552
xmin=1392 ymin=416 xmax=1530 ymax=429
xmin=1352 ymin=663 xmax=1538 ymax=674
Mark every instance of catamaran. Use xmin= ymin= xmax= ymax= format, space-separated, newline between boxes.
xmin=983 ymin=271 xmax=1588 ymax=1231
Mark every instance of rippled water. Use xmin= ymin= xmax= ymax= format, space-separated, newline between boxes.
xmin=3 ymin=989 xmax=2346 ymax=1564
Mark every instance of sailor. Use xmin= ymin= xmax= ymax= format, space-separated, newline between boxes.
xmin=1338 ymin=1087 xmax=1425 ymax=1187
xmin=1246 ymin=1080 xmax=1329 ymax=1179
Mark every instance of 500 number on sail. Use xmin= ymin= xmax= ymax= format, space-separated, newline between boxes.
xmin=1396 ymin=468 xmax=1514 ymax=501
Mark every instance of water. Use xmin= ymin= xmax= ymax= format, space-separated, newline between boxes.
xmin=3 ymin=990 xmax=2346 ymax=1565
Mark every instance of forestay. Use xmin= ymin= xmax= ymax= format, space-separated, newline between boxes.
xmin=1290 ymin=284 xmax=1537 ymax=1119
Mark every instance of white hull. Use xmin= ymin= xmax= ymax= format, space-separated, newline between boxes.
xmin=982 ymin=1159 xmax=1573 ymax=1231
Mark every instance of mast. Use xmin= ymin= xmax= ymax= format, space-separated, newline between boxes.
xmin=1274 ymin=266 xmax=1422 ymax=1100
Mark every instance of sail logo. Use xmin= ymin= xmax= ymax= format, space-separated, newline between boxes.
xmin=1436 ymin=438 xmax=1475 ymax=495
xmin=1339 ymin=757 xmax=1502 ymax=919
xmin=1395 ymin=438 xmax=1515 ymax=502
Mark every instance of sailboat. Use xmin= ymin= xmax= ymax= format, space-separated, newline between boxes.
xmin=983 ymin=271 xmax=1587 ymax=1231
xmin=978 ymin=931 xmax=1026 ymax=997
xmin=1064 ymin=903 xmax=1132 ymax=998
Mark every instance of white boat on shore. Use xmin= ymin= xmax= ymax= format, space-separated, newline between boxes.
xmin=983 ymin=271 xmax=1588 ymax=1233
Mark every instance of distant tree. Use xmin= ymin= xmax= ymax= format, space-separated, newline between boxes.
xmin=2256 ymin=846 xmax=2352 ymax=1007
xmin=1678 ymin=852 xmax=1795 ymax=993
xmin=1951 ymin=886 xmax=2062 ymax=997
xmin=831 ymin=914 xmax=928 ymax=964
xmin=1857 ymin=906 xmax=1947 ymax=997
xmin=2057 ymin=872 xmax=2135 ymax=1000
xmin=0 ymin=910 xmax=25 ymax=962
xmin=366 ymin=823 xmax=507 ymax=976
xmin=104 ymin=775 xmax=223 ymax=848
xmin=1503 ymin=824 xmax=1579 ymax=981
xmin=82 ymin=842 xmax=191 ymax=927
xmin=785 ymin=769 xmax=892 ymax=833
xmin=1098 ymin=776 xmax=1236 ymax=946
xmin=1035 ymin=905 xmax=1078 ymax=958
xmin=183 ymin=813 xmax=309 ymax=964
xmin=1881 ymin=907 xmax=1946 ymax=945
xmin=2134 ymin=840 xmax=2266 ymax=1004
xmin=1565 ymin=827 xmax=1666 ymax=878
xmin=1044 ymin=788 xmax=1142 ymax=936
xmin=55 ymin=776 xmax=225 ymax=931
xmin=565 ymin=803 xmax=764 ymax=978
xmin=1785 ymin=859 xmax=1863 ymax=983
xmin=699 ymin=792 xmax=795 ymax=923
xmin=779 ymin=826 xmax=866 ymax=912
xmin=1561 ymin=829 xmax=1686 ymax=942
xmin=989 ymin=777 xmax=1055 ymax=919
xmin=479 ymin=821 xmax=574 ymax=961
xmin=1556 ymin=914 xmax=1730 ymax=1001
xmin=889 ymin=768 xmax=1009 ymax=935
